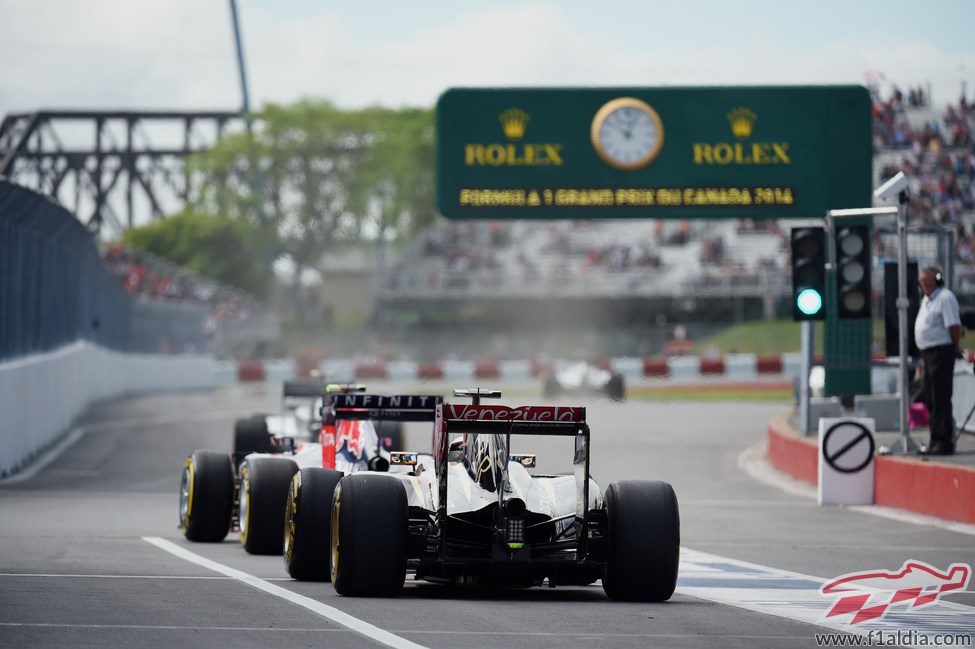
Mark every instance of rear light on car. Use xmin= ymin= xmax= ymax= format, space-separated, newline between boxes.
xmin=506 ymin=517 xmax=525 ymax=547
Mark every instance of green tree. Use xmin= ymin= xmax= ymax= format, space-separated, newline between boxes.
xmin=123 ymin=210 xmax=273 ymax=298
xmin=187 ymin=100 xmax=435 ymax=283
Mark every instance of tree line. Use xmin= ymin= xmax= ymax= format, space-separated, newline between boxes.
xmin=125 ymin=100 xmax=435 ymax=298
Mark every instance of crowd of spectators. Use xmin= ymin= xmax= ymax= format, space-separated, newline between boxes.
xmin=103 ymin=245 xmax=215 ymax=304
xmin=873 ymin=84 xmax=975 ymax=272
xmin=102 ymin=244 xmax=255 ymax=331
xmin=538 ymin=225 xmax=662 ymax=273
xmin=410 ymin=221 xmax=665 ymax=289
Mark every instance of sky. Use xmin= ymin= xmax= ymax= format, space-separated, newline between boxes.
xmin=1 ymin=0 xmax=974 ymax=115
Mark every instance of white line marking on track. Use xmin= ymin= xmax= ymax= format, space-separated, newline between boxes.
xmin=142 ymin=536 xmax=428 ymax=649
xmin=0 ymin=623 xmax=809 ymax=639
xmin=0 ymin=573 xmax=232 ymax=579
xmin=0 ymin=428 xmax=86 ymax=485
xmin=0 ymin=623 xmax=347 ymax=632
xmin=738 ymin=440 xmax=975 ymax=537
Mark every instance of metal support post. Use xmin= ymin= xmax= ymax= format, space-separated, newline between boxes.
xmin=887 ymin=191 xmax=921 ymax=454
xmin=799 ymin=320 xmax=813 ymax=435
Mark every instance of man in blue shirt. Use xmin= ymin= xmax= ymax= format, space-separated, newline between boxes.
xmin=914 ymin=266 xmax=962 ymax=455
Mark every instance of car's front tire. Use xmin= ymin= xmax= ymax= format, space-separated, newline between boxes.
xmin=330 ymin=474 xmax=408 ymax=596
xmin=179 ymin=451 xmax=234 ymax=542
xmin=284 ymin=467 xmax=343 ymax=581
xmin=239 ymin=457 xmax=298 ymax=555
xmin=602 ymin=480 xmax=680 ymax=602
xmin=233 ymin=416 xmax=275 ymax=467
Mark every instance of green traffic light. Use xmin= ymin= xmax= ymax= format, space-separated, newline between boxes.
xmin=797 ymin=288 xmax=823 ymax=315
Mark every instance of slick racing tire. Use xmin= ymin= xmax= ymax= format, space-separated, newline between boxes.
xmin=239 ymin=457 xmax=298 ymax=555
xmin=233 ymin=416 xmax=275 ymax=467
xmin=603 ymin=480 xmax=680 ymax=602
xmin=179 ymin=451 xmax=234 ymax=542
xmin=605 ymin=372 xmax=626 ymax=402
xmin=543 ymin=375 xmax=560 ymax=399
xmin=330 ymin=474 xmax=408 ymax=597
xmin=375 ymin=420 xmax=404 ymax=452
xmin=284 ymin=467 xmax=343 ymax=581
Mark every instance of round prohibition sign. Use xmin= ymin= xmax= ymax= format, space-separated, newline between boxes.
xmin=822 ymin=421 xmax=875 ymax=474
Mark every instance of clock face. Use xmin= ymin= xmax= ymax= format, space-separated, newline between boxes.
xmin=591 ymin=98 xmax=664 ymax=170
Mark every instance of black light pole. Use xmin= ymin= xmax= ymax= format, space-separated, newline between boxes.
xmin=228 ymin=0 xmax=251 ymax=120
xmin=228 ymin=0 xmax=268 ymax=232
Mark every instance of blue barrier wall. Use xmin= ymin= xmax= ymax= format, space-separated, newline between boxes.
xmin=0 ymin=180 xmax=206 ymax=360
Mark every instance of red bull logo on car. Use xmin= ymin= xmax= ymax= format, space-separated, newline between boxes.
xmin=820 ymin=561 xmax=972 ymax=625
xmin=336 ymin=420 xmax=367 ymax=458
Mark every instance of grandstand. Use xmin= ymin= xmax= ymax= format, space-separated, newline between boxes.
xmin=381 ymin=219 xmax=788 ymax=300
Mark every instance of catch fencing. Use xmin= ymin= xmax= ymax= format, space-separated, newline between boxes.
xmin=0 ymin=180 xmax=207 ymax=360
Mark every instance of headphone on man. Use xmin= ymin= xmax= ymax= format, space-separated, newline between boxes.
xmin=923 ymin=265 xmax=945 ymax=287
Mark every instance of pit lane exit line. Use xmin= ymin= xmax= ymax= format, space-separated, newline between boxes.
xmin=143 ymin=537 xmax=427 ymax=649
xmin=677 ymin=547 xmax=975 ymax=641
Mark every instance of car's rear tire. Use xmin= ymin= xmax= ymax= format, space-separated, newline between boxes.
xmin=330 ymin=474 xmax=408 ymax=596
xmin=603 ymin=480 xmax=680 ymax=602
xmin=605 ymin=372 xmax=626 ymax=402
xmin=179 ymin=451 xmax=234 ymax=542
xmin=234 ymin=416 xmax=275 ymax=467
xmin=375 ymin=420 xmax=404 ymax=451
xmin=284 ymin=467 xmax=343 ymax=581
xmin=239 ymin=457 xmax=298 ymax=555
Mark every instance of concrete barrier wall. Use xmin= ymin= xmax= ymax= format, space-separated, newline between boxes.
xmin=0 ymin=341 xmax=215 ymax=477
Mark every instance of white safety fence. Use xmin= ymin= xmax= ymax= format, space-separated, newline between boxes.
xmin=0 ymin=341 xmax=216 ymax=477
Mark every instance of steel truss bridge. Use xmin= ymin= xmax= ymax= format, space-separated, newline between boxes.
xmin=0 ymin=110 xmax=241 ymax=235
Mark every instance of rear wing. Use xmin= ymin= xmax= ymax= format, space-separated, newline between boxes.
xmin=282 ymin=379 xmax=328 ymax=398
xmin=432 ymin=402 xmax=591 ymax=557
xmin=331 ymin=393 xmax=443 ymax=422
xmin=437 ymin=404 xmax=586 ymax=436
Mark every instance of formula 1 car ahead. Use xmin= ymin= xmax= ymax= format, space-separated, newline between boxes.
xmin=179 ymin=384 xmax=417 ymax=554
xmin=232 ymin=379 xmax=330 ymax=467
xmin=543 ymin=361 xmax=626 ymax=402
xmin=329 ymin=389 xmax=679 ymax=601
xmin=283 ymin=392 xmax=442 ymax=581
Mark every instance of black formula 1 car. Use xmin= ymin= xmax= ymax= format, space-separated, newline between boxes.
xmin=328 ymin=389 xmax=680 ymax=601
xmin=543 ymin=362 xmax=626 ymax=402
xmin=283 ymin=392 xmax=442 ymax=581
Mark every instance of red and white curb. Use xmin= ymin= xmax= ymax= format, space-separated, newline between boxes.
xmin=764 ymin=414 xmax=975 ymax=527
xmin=310 ymin=353 xmax=803 ymax=383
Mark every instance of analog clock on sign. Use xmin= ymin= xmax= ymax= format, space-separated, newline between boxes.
xmin=591 ymin=97 xmax=664 ymax=170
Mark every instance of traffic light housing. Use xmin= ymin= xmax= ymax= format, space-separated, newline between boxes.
xmin=791 ymin=227 xmax=826 ymax=321
xmin=836 ymin=225 xmax=871 ymax=319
